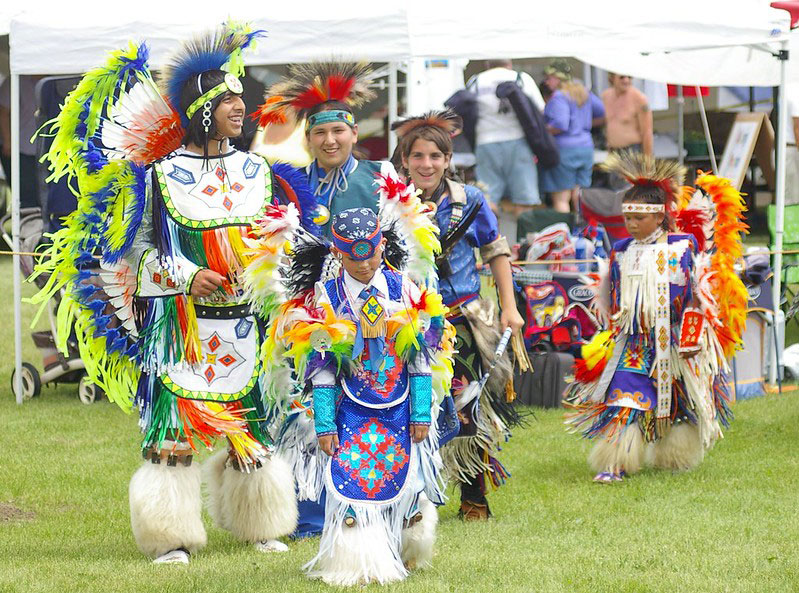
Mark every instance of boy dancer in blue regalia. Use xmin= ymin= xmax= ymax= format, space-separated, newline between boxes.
xmin=307 ymin=208 xmax=444 ymax=584
xmin=252 ymin=61 xmax=399 ymax=538
xmin=245 ymin=182 xmax=454 ymax=584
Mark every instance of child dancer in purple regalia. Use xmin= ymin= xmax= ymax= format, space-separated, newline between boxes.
xmin=565 ymin=152 xmax=746 ymax=483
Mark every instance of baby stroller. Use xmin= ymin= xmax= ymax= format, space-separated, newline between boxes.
xmin=5 ymin=74 xmax=104 ymax=404
xmin=3 ymin=208 xmax=104 ymax=404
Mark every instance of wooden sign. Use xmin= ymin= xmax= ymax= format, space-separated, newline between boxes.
xmin=718 ymin=112 xmax=775 ymax=190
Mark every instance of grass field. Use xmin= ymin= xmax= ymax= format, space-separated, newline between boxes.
xmin=1 ymin=262 xmax=799 ymax=593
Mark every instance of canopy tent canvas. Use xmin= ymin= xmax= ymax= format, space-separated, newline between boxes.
xmin=8 ymin=3 xmax=410 ymax=72
xmin=5 ymin=0 xmax=796 ymax=402
xmin=406 ymin=1 xmax=791 ymax=63
xmin=9 ymin=1 xmax=794 ymax=80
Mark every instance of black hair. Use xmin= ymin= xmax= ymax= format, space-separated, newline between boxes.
xmin=622 ymin=183 xmax=672 ymax=231
xmin=307 ymin=100 xmax=354 ymax=119
xmin=180 ymin=69 xmax=244 ymax=147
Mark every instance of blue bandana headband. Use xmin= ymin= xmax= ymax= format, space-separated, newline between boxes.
xmin=332 ymin=208 xmax=382 ymax=261
xmin=307 ymin=110 xmax=356 ymax=130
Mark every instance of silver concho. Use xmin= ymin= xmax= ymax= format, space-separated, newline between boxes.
xmin=310 ymin=329 xmax=333 ymax=352
xmin=224 ymin=73 xmax=244 ymax=94
xmin=313 ymin=205 xmax=331 ymax=226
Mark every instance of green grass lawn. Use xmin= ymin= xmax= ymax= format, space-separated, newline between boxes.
xmin=1 ymin=263 xmax=799 ymax=593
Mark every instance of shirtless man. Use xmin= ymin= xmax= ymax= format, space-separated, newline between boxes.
xmin=601 ymin=73 xmax=653 ymax=155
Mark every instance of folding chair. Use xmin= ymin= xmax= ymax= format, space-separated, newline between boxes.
xmin=767 ymin=203 xmax=799 ymax=317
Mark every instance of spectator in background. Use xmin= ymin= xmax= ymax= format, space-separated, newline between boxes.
xmin=470 ymin=59 xmax=545 ymax=214
xmin=601 ymin=73 xmax=653 ymax=155
xmin=0 ymin=75 xmax=42 ymax=208
xmin=540 ymin=60 xmax=605 ymax=213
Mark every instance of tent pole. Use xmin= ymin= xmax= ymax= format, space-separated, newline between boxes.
xmin=695 ymin=85 xmax=717 ymax=174
xmin=11 ymin=74 xmax=23 ymax=405
xmin=771 ymin=38 xmax=789 ymax=386
xmin=677 ymin=85 xmax=684 ymax=167
xmin=388 ymin=62 xmax=398 ymax=157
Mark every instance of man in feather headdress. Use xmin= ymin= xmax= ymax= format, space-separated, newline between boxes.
xmin=30 ymin=24 xmax=299 ymax=564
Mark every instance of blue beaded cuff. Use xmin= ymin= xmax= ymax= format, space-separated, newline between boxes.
xmin=313 ymin=385 xmax=338 ymax=436
xmin=409 ymin=374 xmax=432 ymax=424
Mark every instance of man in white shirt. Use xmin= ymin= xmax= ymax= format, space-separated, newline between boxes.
xmin=468 ymin=60 xmax=546 ymax=213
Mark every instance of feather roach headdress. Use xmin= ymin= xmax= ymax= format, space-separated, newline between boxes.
xmin=253 ymin=60 xmax=375 ymax=128
xmin=603 ymin=151 xmax=686 ymax=208
xmin=391 ymin=109 xmax=463 ymax=139
xmin=161 ymin=21 xmax=264 ymax=127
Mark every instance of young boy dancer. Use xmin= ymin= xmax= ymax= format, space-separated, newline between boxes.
xmin=565 ymin=152 xmax=747 ymax=482
xmin=245 ymin=175 xmax=454 ymax=584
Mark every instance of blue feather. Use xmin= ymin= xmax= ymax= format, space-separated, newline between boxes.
xmin=110 ymin=334 xmax=128 ymax=354
xmin=125 ymin=343 xmax=139 ymax=360
xmin=271 ymin=163 xmax=320 ymax=236
xmin=101 ymin=162 xmax=147 ymax=264
xmin=87 ymin=300 xmax=106 ymax=315
xmin=75 ymin=251 xmax=95 ymax=267
xmin=119 ymin=43 xmax=149 ymax=75
xmin=76 ymin=283 xmax=100 ymax=301
xmin=232 ymin=29 xmax=266 ymax=51
xmin=166 ymin=48 xmax=230 ymax=127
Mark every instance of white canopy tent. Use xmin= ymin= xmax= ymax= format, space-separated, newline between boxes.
xmin=6 ymin=0 xmax=797 ymax=402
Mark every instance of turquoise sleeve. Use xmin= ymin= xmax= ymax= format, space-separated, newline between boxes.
xmin=409 ymin=374 xmax=432 ymax=425
xmin=313 ymin=386 xmax=338 ymax=436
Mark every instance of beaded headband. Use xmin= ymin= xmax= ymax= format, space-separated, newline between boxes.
xmin=622 ymin=203 xmax=665 ymax=214
xmin=306 ymin=110 xmax=356 ymax=131
xmin=185 ymin=73 xmax=243 ymax=120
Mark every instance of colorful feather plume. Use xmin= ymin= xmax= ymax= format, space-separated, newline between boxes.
xmin=674 ymin=206 xmax=711 ymax=252
xmin=253 ymin=60 xmax=374 ymax=128
xmin=603 ymin=150 xmax=686 ymax=206
xmin=388 ymin=289 xmax=448 ymax=360
xmin=375 ymin=171 xmax=441 ymax=287
xmin=282 ymin=303 xmax=357 ymax=380
xmin=694 ymin=171 xmax=749 ymax=359
xmin=391 ymin=109 xmax=463 ymax=139
xmin=242 ymin=203 xmax=301 ymax=318
xmin=161 ymin=21 xmax=265 ymax=126
xmin=28 ymin=42 xmax=164 ymax=409
xmin=574 ymin=330 xmax=614 ymax=383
